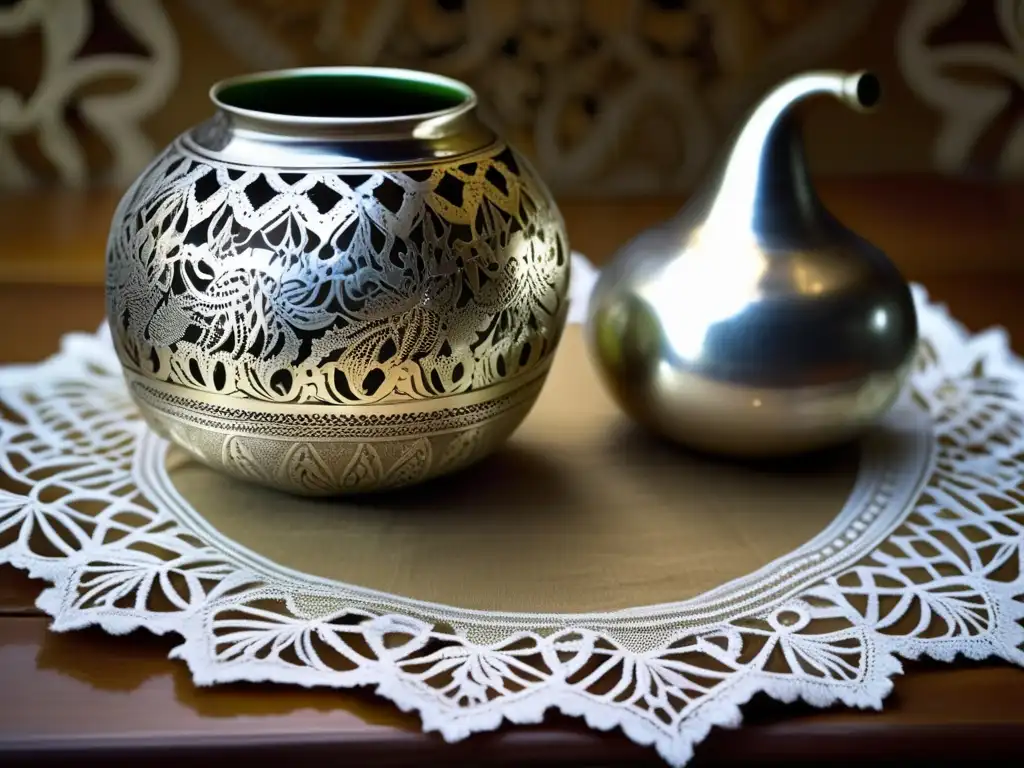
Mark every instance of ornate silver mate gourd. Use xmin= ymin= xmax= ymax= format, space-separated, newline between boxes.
xmin=106 ymin=68 xmax=570 ymax=496
xmin=587 ymin=71 xmax=918 ymax=457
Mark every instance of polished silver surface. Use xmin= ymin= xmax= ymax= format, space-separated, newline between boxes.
xmin=106 ymin=67 xmax=569 ymax=495
xmin=187 ymin=66 xmax=497 ymax=167
xmin=586 ymin=70 xmax=918 ymax=457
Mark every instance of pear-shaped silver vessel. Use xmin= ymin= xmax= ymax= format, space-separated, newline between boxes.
xmin=586 ymin=71 xmax=918 ymax=457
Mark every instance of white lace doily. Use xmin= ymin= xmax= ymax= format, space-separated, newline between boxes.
xmin=1 ymin=255 xmax=1023 ymax=767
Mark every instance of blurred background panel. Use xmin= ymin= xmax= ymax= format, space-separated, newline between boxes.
xmin=2 ymin=0 xmax=1023 ymax=198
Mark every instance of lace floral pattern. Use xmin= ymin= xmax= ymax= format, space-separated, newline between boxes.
xmin=1 ymin=258 xmax=1023 ymax=766
xmin=899 ymin=0 xmax=1024 ymax=176
xmin=0 ymin=0 xmax=179 ymax=188
xmin=1 ymin=0 xmax=878 ymax=193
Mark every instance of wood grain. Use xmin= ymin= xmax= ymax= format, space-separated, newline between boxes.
xmin=0 ymin=618 xmax=1022 ymax=766
xmin=3 ymin=177 xmax=1024 ymax=286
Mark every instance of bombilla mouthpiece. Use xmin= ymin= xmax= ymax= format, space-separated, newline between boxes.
xmin=702 ymin=69 xmax=881 ymax=233
xmin=840 ymin=71 xmax=881 ymax=113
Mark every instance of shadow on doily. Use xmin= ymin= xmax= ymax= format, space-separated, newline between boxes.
xmin=164 ymin=417 xmax=868 ymax=613
xmin=335 ymin=442 xmax=578 ymax=520
xmin=603 ymin=419 xmax=863 ymax=479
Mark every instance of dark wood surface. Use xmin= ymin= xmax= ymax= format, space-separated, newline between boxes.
xmin=3 ymin=177 xmax=1024 ymax=285
xmin=1 ymin=183 xmax=1024 ymax=765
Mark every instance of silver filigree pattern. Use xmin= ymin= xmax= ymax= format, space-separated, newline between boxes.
xmin=106 ymin=141 xmax=569 ymax=406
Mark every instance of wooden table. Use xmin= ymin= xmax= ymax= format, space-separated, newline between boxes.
xmin=2 ymin=180 xmax=1024 ymax=766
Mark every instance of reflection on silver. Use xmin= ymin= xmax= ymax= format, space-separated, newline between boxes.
xmin=106 ymin=67 xmax=570 ymax=496
xmin=586 ymin=71 xmax=918 ymax=457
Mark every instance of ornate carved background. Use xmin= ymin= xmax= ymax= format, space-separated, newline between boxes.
xmin=2 ymin=0 xmax=1023 ymax=196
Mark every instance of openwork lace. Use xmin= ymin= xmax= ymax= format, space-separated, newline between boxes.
xmin=1 ymin=259 xmax=1022 ymax=766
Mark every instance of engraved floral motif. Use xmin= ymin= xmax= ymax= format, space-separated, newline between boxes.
xmin=106 ymin=142 xmax=569 ymax=408
xmin=340 ymin=443 xmax=385 ymax=490
xmin=128 ymin=369 xmax=545 ymax=495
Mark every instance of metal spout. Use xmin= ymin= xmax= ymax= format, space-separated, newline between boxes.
xmin=702 ymin=70 xmax=880 ymax=238
xmin=587 ymin=69 xmax=917 ymax=459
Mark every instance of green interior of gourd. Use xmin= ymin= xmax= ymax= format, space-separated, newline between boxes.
xmin=216 ymin=73 xmax=468 ymax=119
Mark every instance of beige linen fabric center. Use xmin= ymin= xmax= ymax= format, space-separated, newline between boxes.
xmin=167 ymin=327 xmax=858 ymax=614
